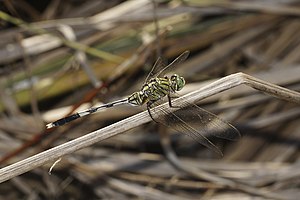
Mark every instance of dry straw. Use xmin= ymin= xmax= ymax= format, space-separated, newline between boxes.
xmin=0 ymin=72 xmax=299 ymax=184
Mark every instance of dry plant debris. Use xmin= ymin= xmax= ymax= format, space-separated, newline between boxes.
xmin=0 ymin=0 xmax=300 ymax=199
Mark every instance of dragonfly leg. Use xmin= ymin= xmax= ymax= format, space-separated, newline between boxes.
xmin=147 ymin=102 xmax=159 ymax=123
xmin=168 ymin=95 xmax=181 ymax=108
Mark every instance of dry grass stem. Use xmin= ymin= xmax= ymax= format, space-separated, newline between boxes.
xmin=0 ymin=72 xmax=298 ymax=184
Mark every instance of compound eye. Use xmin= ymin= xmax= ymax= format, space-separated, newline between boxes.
xmin=171 ymin=74 xmax=185 ymax=91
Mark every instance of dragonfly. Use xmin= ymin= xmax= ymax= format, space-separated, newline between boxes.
xmin=46 ymin=51 xmax=240 ymax=155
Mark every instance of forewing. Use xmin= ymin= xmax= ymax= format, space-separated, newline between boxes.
xmin=155 ymin=50 xmax=190 ymax=78
xmin=144 ymin=51 xmax=190 ymax=85
xmin=144 ymin=57 xmax=167 ymax=85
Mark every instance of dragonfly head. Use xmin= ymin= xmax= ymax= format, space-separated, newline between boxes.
xmin=170 ymin=74 xmax=185 ymax=91
xmin=128 ymin=91 xmax=145 ymax=106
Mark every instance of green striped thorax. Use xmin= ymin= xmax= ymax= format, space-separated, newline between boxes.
xmin=128 ymin=74 xmax=185 ymax=106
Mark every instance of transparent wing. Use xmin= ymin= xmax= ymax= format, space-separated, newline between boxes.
xmin=144 ymin=57 xmax=167 ymax=85
xmin=155 ymin=50 xmax=190 ymax=78
xmin=151 ymin=100 xmax=240 ymax=155
xmin=144 ymin=50 xmax=190 ymax=84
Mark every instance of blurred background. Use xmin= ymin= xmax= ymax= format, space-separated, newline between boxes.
xmin=0 ymin=0 xmax=300 ymax=199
